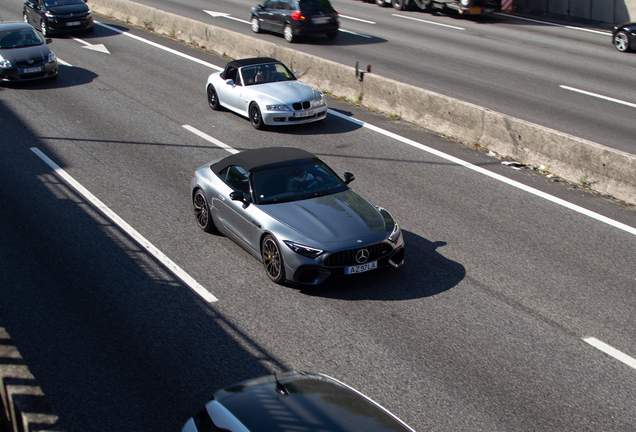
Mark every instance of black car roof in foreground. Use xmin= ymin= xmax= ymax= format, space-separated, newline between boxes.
xmin=211 ymin=371 xmax=415 ymax=432
xmin=212 ymin=147 xmax=316 ymax=174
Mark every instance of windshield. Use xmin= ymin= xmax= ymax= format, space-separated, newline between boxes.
xmin=0 ymin=28 xmax=44 ymax=49
xmin=241 ymin=62 xmax=296 ymax=86
xmin=252 ymin=160 xmax=348 ymax=205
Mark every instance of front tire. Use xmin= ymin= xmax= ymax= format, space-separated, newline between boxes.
xmin=614 ymin=31 xmax=631 ymax=52
xmin=392 ymin=0 xmax=408 ymax=10
xmin=249 ymin=103 xmax=265 ymax=130
xmin=261 ymin=235 xmax=285 ymax=284
xmin=251 ymin=16 xmax=260 ymax=33
xmin=40 ymin=20 xmax=49 ymax=37
xmin=284 ymin=24 xmax=295 ymax=43
xmin=193 ymin=189 xmax=217 ymax=233
xmin=207 ymin=85 xmax=221 ymax=111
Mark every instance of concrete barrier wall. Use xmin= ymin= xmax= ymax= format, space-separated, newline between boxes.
xmin=0 ymin=326 xmax=61 ymax=432
xmin=88 ymin=0 xmax=636 ymax=205
xmin=514 ymin=0 xmax=635 ymax=23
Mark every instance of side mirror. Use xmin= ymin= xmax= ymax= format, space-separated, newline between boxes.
xmin=230 ymin=190 xmax=245 ymax=201
xmin=343 ymin=172 xmax=355 ymax=185
xmin=225 ymin=79 xmax=234 ymax=86
xmin=46 ymin=38 xmax=52 ymax=44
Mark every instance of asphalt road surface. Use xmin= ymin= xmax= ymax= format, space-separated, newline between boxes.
xmin=1 ymin=5 xmax=636 ymax=432
xmin=115 ymin=0 xmax=636 ymax=156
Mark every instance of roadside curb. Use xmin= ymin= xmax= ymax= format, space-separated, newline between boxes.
xmin=89 ymin=0 xmax=636 ymax=206
xmin=0 ymin=325 xmax=61 ymax=432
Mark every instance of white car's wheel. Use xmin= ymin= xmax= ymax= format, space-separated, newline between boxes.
xmin=207 ymin=85 xmax=222 ymax=111
xmin=250 ymin=103 xmax=265 ymax=130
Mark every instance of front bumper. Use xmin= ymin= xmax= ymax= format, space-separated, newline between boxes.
xmin=0 ymin=60 xmax=58 ymax=82
xmin=283 ymin=232 xmax=406 ymax=285
xmin=262 ymin=105 xmax=328 ymax=126
xmin=44 ymin=15 xmax=94 ymax=34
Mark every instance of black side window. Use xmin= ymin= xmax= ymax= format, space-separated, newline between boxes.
xmin=219 ymin=166 xmax=251 ymax=199
xmin=277 ymin=0 xmax=290 ymax=9
xmin=225 ymin=66 xmax=237 ymax=82
xmin=263 ymin=0 xmax=277 ymax=8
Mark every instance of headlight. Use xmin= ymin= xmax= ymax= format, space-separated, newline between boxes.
xmin=266 ymin=104 xmax=291 ymax=111
xmin=312 ymin=90 xmax=326 ymax=108
xmin=388 ymin=223 xmax=401 ymax=243
xmin=284 ymin=241 xmax=324 ymax=259
xmin=0 ymin=55 xmax=12 ymax=69
xmin=48 ymin=51 xmax=56 ymax=63
xmin=45 ymin=11 xmax=58 ymax=22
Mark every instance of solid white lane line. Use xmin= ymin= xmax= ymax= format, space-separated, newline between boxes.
xmin=327 ymin=109 xmax=636 ymax=237
xmin=95 ymin=22 xmax=223 ymax=71
xmin=30 ymin=147 xmax=218 ymax=303
xmin=560 ymin=85 xmax=636 ymax=109
xmin=182 ymin=125 xmax=239 ymax=154
xmin=497 ymin=14 xmax=609 ymax=35
xmin=340 ymin=15 xmax=376 ymax=24
xmin=584 ymin=337 xmax=636 ymax=370
xmin=392 ymin=14 xmax=465 ymax=30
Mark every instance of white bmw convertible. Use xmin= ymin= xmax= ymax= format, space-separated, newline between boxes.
xmin=206 ymin=57 xmax=328 ymax=130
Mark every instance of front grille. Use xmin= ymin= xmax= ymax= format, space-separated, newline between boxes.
xmin=324 ymin=243 xmax=392 ymax=267
xmin=16 ymin=59 xmax=43 ymax=67
xmin=57 ymin=12 xmax=90 ymax=19
xmin=292 ymin=101 xmax=311 ymax=111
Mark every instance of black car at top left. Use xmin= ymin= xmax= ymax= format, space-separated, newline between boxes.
xmin=23 ymin=0 xmax=94 ymax=37
xmin=0 ymin=22 xmax=58 ymax=82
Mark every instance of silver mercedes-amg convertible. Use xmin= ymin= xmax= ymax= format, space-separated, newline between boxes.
xmin=191 ymin=147 xmax=405 ymax=285
xmin=205 ymin=57 xmax=328 ymax=129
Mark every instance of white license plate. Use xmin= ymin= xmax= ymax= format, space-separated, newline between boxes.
xmin=312 ymin=17 xmax=329 ymax=24
xmin=22 ymin=66 xmax=42 ymax=74
xmin=345 ymin=261 xmax=378 ymax=275
xmin=293 ymin=110 xmax=314 ymax=118
xmin=66 ymin=21 xmax=81 ymax=26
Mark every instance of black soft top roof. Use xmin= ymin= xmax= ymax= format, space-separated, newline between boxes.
xmin=224 ymin=57 xmax=278 ymax=71
xmin=212 ymin=147 xmax=315 ymax=174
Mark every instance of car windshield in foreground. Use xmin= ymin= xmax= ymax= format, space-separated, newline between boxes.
xmin=0 ymin=29 xmax=43 ymax=49
xmin=241 ymin=62 xmax=296 ymax=86
xmin=252 ymin=160 xmax=347 ymax=204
